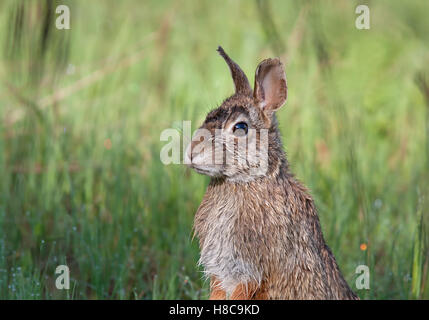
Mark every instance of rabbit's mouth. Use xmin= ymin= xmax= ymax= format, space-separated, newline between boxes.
xmin=190 ymin=165 xmax=223 ymax=177
xmin=185 ymin=141 xmax=224 ymax=177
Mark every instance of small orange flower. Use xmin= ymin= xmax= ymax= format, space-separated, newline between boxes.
xmin=360 ymin=243 xmax=367 ymax=251
xmin=104 ymin=138 xmax=112 ymax=150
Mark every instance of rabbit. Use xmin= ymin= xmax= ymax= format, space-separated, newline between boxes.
xmin=185 ymin=46 xmax=358 ymax=300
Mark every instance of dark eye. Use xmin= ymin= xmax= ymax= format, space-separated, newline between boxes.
xmin=233 ymin=122 xmax=248 ymax=136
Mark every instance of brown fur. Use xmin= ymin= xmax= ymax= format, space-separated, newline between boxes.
xmin=188 ymin=47 xmax=358 ymax=300
xmin=209 ymin=277 xmax=227 ymax=300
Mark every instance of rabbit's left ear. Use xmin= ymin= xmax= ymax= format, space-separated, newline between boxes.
xmin=253 ymin=58 xmax=287 ymax=113
xmin=217 ymin=46 xmax=252 ymax=96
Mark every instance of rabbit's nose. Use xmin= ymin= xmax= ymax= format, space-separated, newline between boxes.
xmin=189 ymin=140 xmax=202 ymax=161
xmin=185 ymin=140 xmax=201 ymax=164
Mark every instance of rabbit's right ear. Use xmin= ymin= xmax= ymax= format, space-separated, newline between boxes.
xmin=253 ymin=58 xmax=287 ymax=114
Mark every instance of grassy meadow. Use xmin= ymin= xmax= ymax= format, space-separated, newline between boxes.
xmin=0 ymin=0 xmax=428 ymax=299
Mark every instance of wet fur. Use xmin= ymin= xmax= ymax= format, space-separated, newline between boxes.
xmin=190 ymin=48 xmax=358 ymax=300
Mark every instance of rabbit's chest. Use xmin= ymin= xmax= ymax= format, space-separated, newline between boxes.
xmin=197 ymin=204 xmax=262 ymax=296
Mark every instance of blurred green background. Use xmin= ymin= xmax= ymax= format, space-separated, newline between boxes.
xmin=0 ymin=0 xmax=428 ymax=299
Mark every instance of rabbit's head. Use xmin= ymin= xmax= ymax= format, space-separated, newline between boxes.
xmin=185 ymin=47 xmax=287 ymax=183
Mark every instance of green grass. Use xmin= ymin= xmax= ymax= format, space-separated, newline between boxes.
xmin=0 ymin=0 xmax=428 ymax=299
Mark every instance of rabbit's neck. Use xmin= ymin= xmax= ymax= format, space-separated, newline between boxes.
xmin=195 ymin=163 xmax=330 ymax=261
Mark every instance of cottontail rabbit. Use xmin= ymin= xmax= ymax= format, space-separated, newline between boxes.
xmin=186 ymin=47 xmax=358 ymax=300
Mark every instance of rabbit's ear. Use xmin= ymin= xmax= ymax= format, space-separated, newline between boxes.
xmin=217 ymin=46 xmax=252 ymax=96
xmin=253 ymin=58 xmax=287 ymax=113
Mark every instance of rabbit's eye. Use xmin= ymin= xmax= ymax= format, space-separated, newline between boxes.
xmin=233 ymin=122 xmax=248 ymax=136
